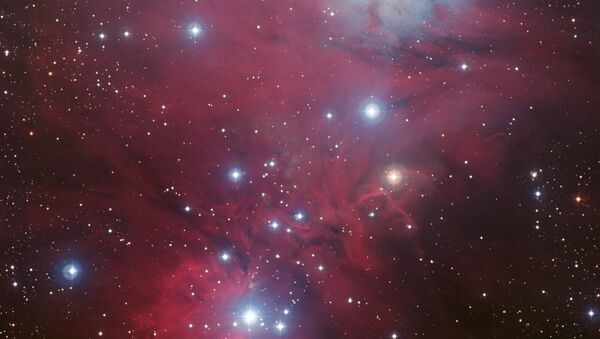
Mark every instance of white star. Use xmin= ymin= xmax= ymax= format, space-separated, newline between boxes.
xmin=460 ymin=63 xmax=469 ymax=70
xmin=589 ymin=310 xmax=595 ymax=317
xmin=243 ymin=309 xmax=258 ymax=326
xmin=98 ymin=33 xmax=106 ymax=40
xmin=63 ymin=263 xmax=79 ymax=280
xmin=275 ymin=322 xmax=285 ymax=332
xmin=229 ymin=168 xmax=243 ymax=182
xmin=189 ymin=25 xmax=202 ymax=36
xmin=123 ymin=31 xmax=130 ymax=37
xmin=364 ymin=103 xmax=380 ymax=120
xmin=221 ymin=253 xmax=230 ymax=261
xmin=294 ymin=212 xmax=304 ymax=221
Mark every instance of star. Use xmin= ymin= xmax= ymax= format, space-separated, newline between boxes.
xmin=364 ymin=103 xmax=381 ymax=120
xmin=588 ymin=310 xmax=595 ymax=317
xmin=62 ymin=263 xmax=80 ymax=280
xmin=326 ymin=112 xmax=333 ymax=119
xmin=98 ymin=33 xmax=106 ymax=40
xmin=269 ymin=221 xmax=279 ymax=229
xmin=386 ymin=169 xmax=402 ymax=186
xmin=460 ymin=63 xmax=469 ymax=70
xmin=123 ymin=31 xmax=130 ymax=37
xmin=275 ymin=321 xmax=285 ymax=332
xmin=221 ymin=252 xmax=230 ymax=261
xmin=229 ymin=168 xmax=243 ymax=182
xmin=189 ymin=25 xmax=202 ymax=37
xmin=243 ymin=309 xmax=258 ymax=326
xmin=294 ymin=212 xmax=304 ymax=221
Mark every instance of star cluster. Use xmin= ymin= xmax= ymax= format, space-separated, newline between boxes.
xmin=1 ymin=0 xmax=600 ymax=338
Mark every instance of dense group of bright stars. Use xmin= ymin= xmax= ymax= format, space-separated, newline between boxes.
xmin=5 ymin=3 xmax=598 ymax=336
xmin=39 ymin=26 xmax=418 ymax=333
xmin=9 ymin=20 xmax=591 ymax=337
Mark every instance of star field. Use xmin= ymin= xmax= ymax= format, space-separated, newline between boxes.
xmin=1 ymin=0 xmax=600 ymax=338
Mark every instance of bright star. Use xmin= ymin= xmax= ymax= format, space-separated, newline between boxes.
xmin=243 ymin=309 xmax=258 ymax=326
xmin=589 ymin=310 xmax=595 ymax=317
xmin=364 ymin=103 xmax=380 ymax=120
xmin=294 ymin=212 xmax=304 ymax=221
xmin=98 ymin=33 xmax=106 ymax=40
xmin=62 ymin=263 xmax=80 ymax=280
xmin=184 ymin=206 xmax=191 ymax=212
xmin=189 ymin=25 xmax=202 ymax=36
xmin=386 ymin=169 xmax=402 ymax=186
xmin=460 ymin=63 xmax=469 ymax=70
xmin=326 ymin=112 xmax=333 ymax=119
xmin=270 ymin=221 xmax=279 ymax=229
xmin=535 ymin=190 xmax=541 ymax=197
xmin=229 ymin=168 xmax=243 ymax=181
xmin=275 ymin=322 xmax=285 ymax=332
xmin=221 ymin=253 xmax=230 ymax=261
